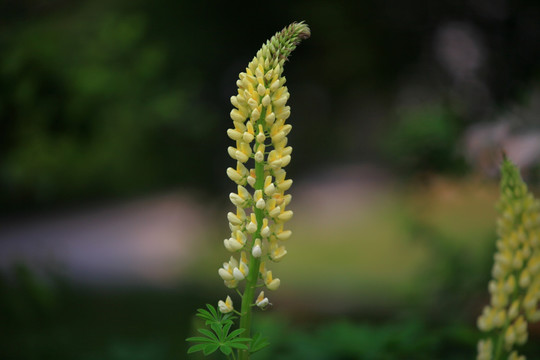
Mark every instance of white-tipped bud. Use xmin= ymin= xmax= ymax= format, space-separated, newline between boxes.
xmin=226 ymin=167 xmax=243 ymax=183
xmin=276 ymin=107 xmax=290 ymax=120
xmin=257 ymin=84 xmax=266 ymax=96
xmin=255 ymin=66 xmax=264 ymax=79
xmin=229 ymin=193 xmax=244 ymax=207
xmin=272 ymin=131 xmax=286 ymax=144
xmin=246 ymin=213 xmax=257 ymax=233
xmin=270 ymin=245 xmax=287 ymax=262
xmin=276 ymin=230 xmax=292 ymax=241
xmin=256 ymin=291 xmax=269 ymax=308
xmin=242 ymin=132 xmax=254 ymax=143
xmin=273 ymin=94 xmax=288 ymax=108
xmin=247 ymin=175 xmax=256 ymax=188
xmin=228 ymin=146 xmax=238 ymax=160
xmin=227 ymin=129 xmax=243 ymax=141
xmin=277 ymin=179 xmax=293 ymax=191
xmin=264 ymin=271 xmax=280 ymax=291
xmin=280 ymin=155 xmax=291 ymax=167
xmin=230 ymin=109 xmax=246 ymax=122
xmin=262 ymin=94 xmax=271 ymax=107
xmin=227 ymin=212 xmax=242 ymax=225
xmin=233 ymin=267 xmax=245 ymax=281
xmin=265 ymin=112 xmax=275 ymax=124
xmin=256 ymin=131 xmax=265 ymax=144
xmin=252 ymin=239 xmax=262 ymax=258
xmin=255 ymin=151 xmax=264 ymax=163
xmin=264 ymin=183 xmax=276 ymax=196
xmin=267 ymin=278 xmax=280 ymax=291
xmin=256 ymin=198 xmax=266 ymax=209
xmin=218 ymin=268 xmax=234 ymax=281
xmin=218 ymin=296 xmax=234 ymax=313
xmin=246 ymin=222 xmax=257 ymax=234
xmin=278 ymin=210 xmax=294 ymax=222
xmin=261 ymin=225 xmax=271 ymax=238
xmin=270 ymin=79 xmax=280 ymax=92
xmin=269 ymin=206 xmax=281 ymax=218
xmin=223 ymin=239 xmax=235 ymax=252
xmin=235 ymin=150 xmax=249 ymax=163
xmin=247 ymin=98 xmax=258 ymax=109
xmin=251 ymin=108 xmax=261 ymax=121
xmin=230 ymin=95 xmax=240 ymax=108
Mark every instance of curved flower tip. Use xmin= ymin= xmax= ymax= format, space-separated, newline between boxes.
xmin=264 ymin=22 xmax=311 ymax=64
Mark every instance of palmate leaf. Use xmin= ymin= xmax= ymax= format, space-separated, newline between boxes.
xmin=187 ymin=304 xmax=252 ymax=356
xmin=187 ymin=343 xmax=206 ymax=354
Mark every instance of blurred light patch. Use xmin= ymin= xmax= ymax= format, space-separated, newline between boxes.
xmin=0 ymin=193 xmax=207 ymax=286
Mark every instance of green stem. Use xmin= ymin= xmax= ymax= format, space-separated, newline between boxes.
xmin=238 ymin=107 xmax=267 ymax=360
xmin=493 ymin=329 xmax=506 ymax=360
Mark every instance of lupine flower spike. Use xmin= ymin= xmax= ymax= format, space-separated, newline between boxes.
xmin=477 ymin=157 xmax=540 ymax=360
xmin=187 ymin=22 xmax=309 ymax=360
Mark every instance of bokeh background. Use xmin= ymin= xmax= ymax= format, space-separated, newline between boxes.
xmin=1 ymin=0 xmax=540 ymax=359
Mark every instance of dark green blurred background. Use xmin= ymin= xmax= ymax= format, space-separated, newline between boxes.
xmin=1 ymin=0 xmax=540 ymax=359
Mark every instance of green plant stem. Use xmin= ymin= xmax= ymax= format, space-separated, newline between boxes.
xmin=238 ymin=107 xmax=267 ymax=360
xmin=493 ymin=328 xmax=506 ymax=360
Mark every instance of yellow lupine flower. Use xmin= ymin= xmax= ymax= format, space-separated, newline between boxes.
xmin=219 ymin=22 xmax=309 ymax=306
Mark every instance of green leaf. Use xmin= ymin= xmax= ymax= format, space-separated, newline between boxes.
xmin=223 ymin=313 xmax=236 ymax=322
xmin=222 ymin=322 xmax=233 ymax=337
xmin=210 ymin=322 xmax=224 ymax=341
xmin=220 ymin=344 xmax=232 ymax=355
xmin=187 ymin=343 xmax=206 ymax=354
xmin=206 ymin=304 xmax=218 ymax=319
xmin=230 ymin=337 xmax=252 ymax=343
xmin=229 ymin=342 xmax=249 ymax=350
xmin=249 ymin=332 xmax=270 ymax=354
xmin=228 ymin=328 xmax=246 ymax=339
xmin=196 ymin=309 xmax=212 ymax=320
xmin=198 ymin=328 xmax=218 ymax=341
xmin=186 ymin=336 xmax=213 ymax=343
xmin=203 ymin=343 xmax=220 ymax=355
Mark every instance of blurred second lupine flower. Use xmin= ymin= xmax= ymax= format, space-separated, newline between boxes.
xmin=477 ymin=157 xmax=540 ymax=360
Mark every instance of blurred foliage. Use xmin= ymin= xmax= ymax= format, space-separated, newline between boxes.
xmin=0 ymin=1 xmax=218 ymax=210
xmin=247 ymin=315 xmax=478 ymax=360
xmin=381 ymin=104 xmax=467 ymax=174
xmin=0 ymin=266 xmax=499 ymax=360
xmin=0 ymin=265 xmax=206 ymax=360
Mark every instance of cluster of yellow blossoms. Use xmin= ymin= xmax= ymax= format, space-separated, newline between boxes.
xmin=216 ymin=22 xmax=310 ymax=315
xmin=477 ymin=158 xmax=540 ymax=360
